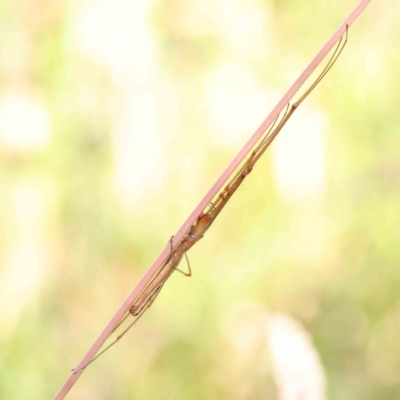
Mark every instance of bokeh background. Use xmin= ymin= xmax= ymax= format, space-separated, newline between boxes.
xmin=0 ymin=0 xmax=399 ymax=399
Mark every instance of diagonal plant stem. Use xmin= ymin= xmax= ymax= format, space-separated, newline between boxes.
xmin=54 ymin=1 xmax=371 ymax=398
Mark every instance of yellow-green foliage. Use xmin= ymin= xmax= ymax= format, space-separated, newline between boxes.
xmin=0 ymin=1 xmax=398 ymax=399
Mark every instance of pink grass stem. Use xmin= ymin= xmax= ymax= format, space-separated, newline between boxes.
xmin=54 ymin=1 xmax=371 ymax=398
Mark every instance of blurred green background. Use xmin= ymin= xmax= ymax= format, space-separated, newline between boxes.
xmin=0 ymin=0 xmax=399 ymax=399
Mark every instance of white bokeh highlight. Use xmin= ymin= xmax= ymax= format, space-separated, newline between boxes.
xmin=272 ymin=106 xmax=327 ymax=199
xmin=1 ymin=181 xmax=51 ymax=327
xmin=0 ymin=92 xmax=51 ymax=151
xmin=267 ymin=313 xmax=327 ymax=400
xmin=205 ymin=64 xmax=274 ymax=146
xmin=74 ymin=0 xmax=168 ymax=206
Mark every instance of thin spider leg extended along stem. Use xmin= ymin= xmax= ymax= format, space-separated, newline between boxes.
xmin=295 ymin=24 xmax=348 ymax=106
xmin=207 ymin=111 xmax=286 ymax=215
xmin=184 ymin=105 xmax=292 ymax=242
xmin=73 ymin=22 xmax=349 ymax=378
xmin=55 ymin=4 xmax=372 ymax=396
xmin=91 ymin=256 xmax=189 ymax=366
xmin=243 ymin=28 xmax=348 ymax=171
xmin=184 ymin=28 xmax=348 ymax=243
xmin=128 ymin=240 xmax=177 ymax=309
xmin=173 ymin=252 xmax=192 ymax=276
xmin=177 ymin=25 xmax=349 ymax=265
xmin=208 ymin=109 xmax=286 ymax=215
xmin=73 ymin=241 xmax=188 ymax=371
xmin=74 ymin=249 xmax=190 ymax=373
xmin=246 ymin=103 xmax=291 ymax=165
xmin=70 ymin=310 xmax=130 ymax=372
xmin=248 ymin=34 xmax=347 ymax=171
xmin=76 ymin=230 xmax=199 ymax=372
xmin=129 ymin=257 xmax=182 ymax=316
xmin=73 ymin=302 xmax=150 ymax=373
xmin=256 ymin=106 xmax=289 ymax=150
